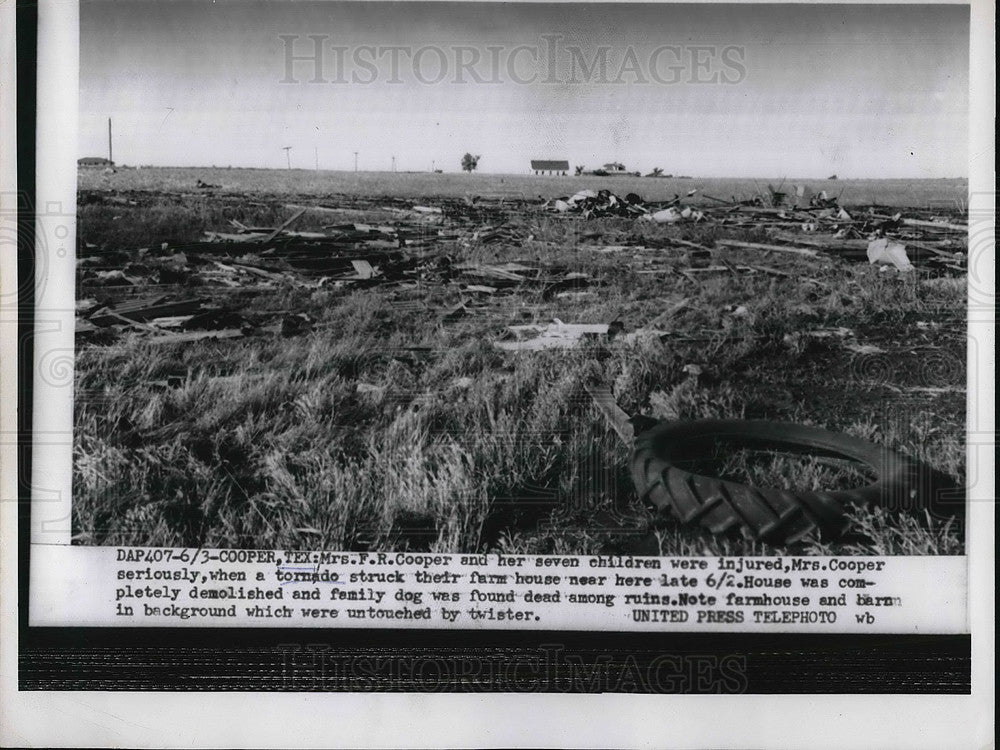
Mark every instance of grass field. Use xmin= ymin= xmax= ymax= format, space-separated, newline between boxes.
xmin=79 ymin=167 xmax=970 ymax=208
xmin=72 ymin=168 xmax=968 ymax=555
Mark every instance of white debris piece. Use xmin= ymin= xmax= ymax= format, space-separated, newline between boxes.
xmin=648 ymin=207 xmax=681 ymax=224
xmin=568 ymin=189 xmax=598 ymax=204
xmin=867 ymin=238 xmax=914 ymax=272
xmin=495 ymin=320 xmax=610 ymax=351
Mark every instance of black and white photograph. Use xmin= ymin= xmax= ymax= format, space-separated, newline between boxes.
xmin=70 ymin=1 xmax=971 ymax=557
xmin=1 ymin=0 xmax=995 ymax=743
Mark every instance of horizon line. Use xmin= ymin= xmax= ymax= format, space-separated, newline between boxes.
xmin=77 ymin=164 xmax=970 ymax=181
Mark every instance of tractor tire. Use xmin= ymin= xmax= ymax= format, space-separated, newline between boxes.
xmin=629 ymin=419 xmax=932 ymax=545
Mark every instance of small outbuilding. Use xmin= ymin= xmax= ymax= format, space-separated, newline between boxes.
xmin=78 ymin=157 xmax=115 ymax=167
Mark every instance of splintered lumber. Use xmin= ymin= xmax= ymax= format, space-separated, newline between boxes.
xmin=282 ymin=231 xmax=333 ymax=239
xmin=871 ymin=214 xmax=968 ymax=232
xmin=667 ymin=237 xmax=715 ymax=252
xmin=284 ymin=203 xmax=344 ymax=214
xmin=585 ymin=384 xmax=635 ymax=444
xmin=88 ymin=297 xmax=203 ymax=326
xmin=205 ymin=231 xmax=269 ymax=242
xmin=146 ymin=329 xmax=244 ymax=346
xmin=229 ymin=219 xmax=278 ymax=232
xmin=768 ymin=232 xmax=870 ymax=250
xmin=454 ymin=263 xmax=529 ymax=282
xmin=148 ymin=315 xmax=194 ymax=328
xmin=230 ymin=263 xmax=286 ymax=280
xmin=638 ymin=265 xmax=738 ymax=275
xmin=100 ymin=310 xmax=164 ymax=332
xmin=263 ymin=207 xmax=307 ymax=242
xmin=734 ymin=206 xmax=789 ymax=215
xmin=715 ymin=239 xmax=819 ymax=258
xmin=904 ymin=240 xmax=963 ymax=259
xmin=901 ymin=218 xmax=967 ymax=232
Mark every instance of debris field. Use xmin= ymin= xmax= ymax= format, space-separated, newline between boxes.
xmin=77 ymin=186 xmax=967 ymax=347
xmin=73 ymin=177 xmax=969 ymax=554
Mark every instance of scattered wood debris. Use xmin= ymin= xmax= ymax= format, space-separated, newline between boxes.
xmin=541 ymin=184 xmax=967 ymax=271
xmin=75 ymin=190 xmax=967 ymax=349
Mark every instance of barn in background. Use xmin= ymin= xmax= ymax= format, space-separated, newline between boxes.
xmin=530 ymin=160 xmax=569 ymax=175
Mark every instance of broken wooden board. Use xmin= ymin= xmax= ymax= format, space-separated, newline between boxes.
xmin=145 ymin=329 xmax=244 ymax=346
xmin=454 ymin=263 xmax=531 ymax=282
xmin=715 ymin=239 xmax=820 ymax=258
xmin=585 ymin=384 xmax=635 ymax=444
xmin=230 ymin=263 xmax=287 ymax=281
xmin=205 ymin=231 xmax=269 ymax=242
xmin=88 ymin=298 xmax=204 ymax=326
xmin=263 ymin=207 xmax=308 ymax=242
xmin=871 ymin=215 xmax=968 ymax=232
xmin=148 ymin=315 xmax=195 ymax=328
xmin=768 ymin=231 xmax=870 ymax=250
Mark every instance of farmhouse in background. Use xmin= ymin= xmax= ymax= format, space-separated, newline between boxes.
xmin=588 ymin=162 xmax=635 ymax=176
xmin=78 ymin=157 xmax=115 ymax=167
xmin=530 ymin=159 xmax=569 ymax=175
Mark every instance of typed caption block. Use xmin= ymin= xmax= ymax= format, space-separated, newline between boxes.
xmin=30 ymin=546 xmax=966 ymax=632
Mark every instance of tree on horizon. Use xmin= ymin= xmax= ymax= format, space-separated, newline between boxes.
xmin=461 ymin=153 xmax=481 ymax=173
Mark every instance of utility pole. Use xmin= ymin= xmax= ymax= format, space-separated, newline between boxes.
xmin=282 ymin=146 xmax=292 ymax=170
xmin=391 ymin=155 xmax=396 ymax=173
xmin=108 ymin=117 xmax=113 ymax=163
xmin=431 ymin=160 xmax=435 ymax=172
xmin=353 ymin=151 xmax=358 ymax=172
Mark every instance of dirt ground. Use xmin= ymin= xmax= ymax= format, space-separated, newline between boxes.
xmin=72 ymin=169 xmax=968 ymax=555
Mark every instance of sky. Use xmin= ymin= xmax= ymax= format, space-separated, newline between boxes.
xmin=79 ymin=1 xmax=970 ymax=177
